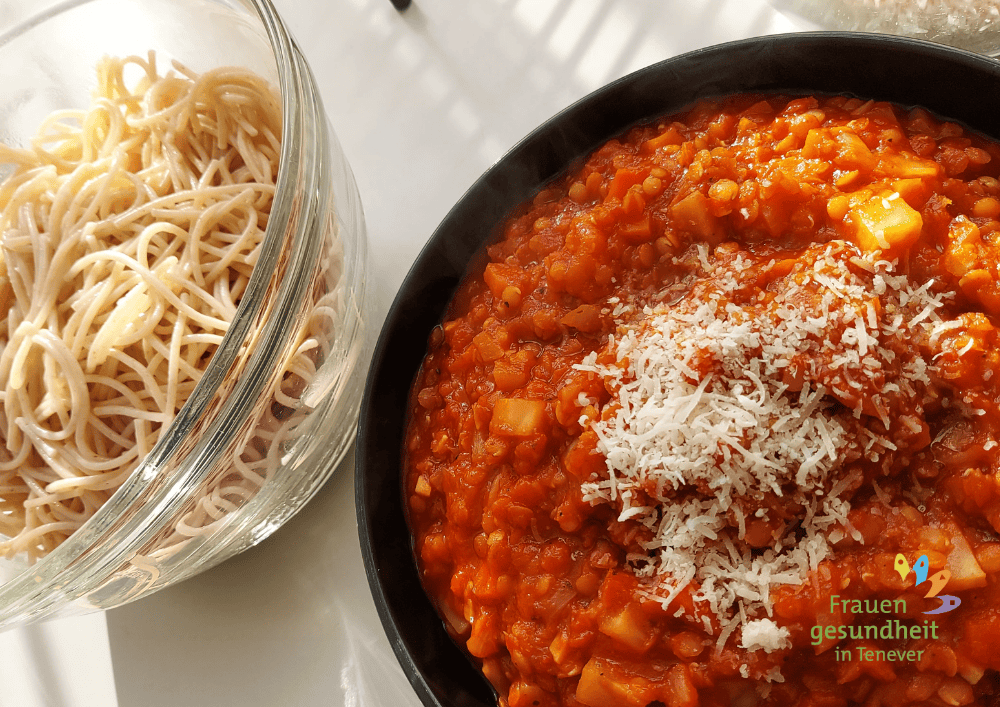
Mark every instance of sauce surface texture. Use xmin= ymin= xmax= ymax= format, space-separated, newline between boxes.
xmin=404 ymin=95 xmax=1000 ymax=707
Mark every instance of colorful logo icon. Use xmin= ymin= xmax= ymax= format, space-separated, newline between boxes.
xmin=894 ymin=553 xmax=960 ymax=615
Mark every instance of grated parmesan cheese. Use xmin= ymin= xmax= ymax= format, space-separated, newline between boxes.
xmin=575 ymin=241 xmax=950 ymax=653
xmin=741 ymin=618 xmax=791 ymax=653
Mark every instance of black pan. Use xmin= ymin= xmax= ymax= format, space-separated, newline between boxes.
xmin=356 ymin=31 xmax=1000 ymax=707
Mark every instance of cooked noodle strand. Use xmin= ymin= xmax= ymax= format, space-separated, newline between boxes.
xmin=0 ymin=53 xmax=281 ymax=560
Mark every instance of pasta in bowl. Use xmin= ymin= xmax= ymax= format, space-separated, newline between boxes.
xmin=0 ymin=54 xmax=282 ymax=558
xmin=0 ymin=0 xmax=368 ymax=627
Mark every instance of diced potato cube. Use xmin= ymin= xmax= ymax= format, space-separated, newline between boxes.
xmin=473 ymin=331 xmax=505 ymax=362
xmin=665 ymin=663 xmax=699 ymax=707
xmin=801 ymin=127 xmax=829 ymax=159
xmin=937 ymin=520 xmax=987 ymax=591
xmin=669 ymin=190 xmax=724 ymax=244
xmin=880 ymin=153 xmax=940 ymax=179
xmin=489 ymin=398 xmax=546 ymax=436
xmin=576 ymin=658 xmax=629 ymax=707
xmin=598 ymin=603 xmax=655 ymax=653
xmin=414 ymin=475 xmax=432 ymax=497
xmin=833 ymin=129 xmax=876 ymax=172
xmin=849 ymin=192 xmax=923 ymax=257
xmin=549 ymin=632 xmax=571 ymax=665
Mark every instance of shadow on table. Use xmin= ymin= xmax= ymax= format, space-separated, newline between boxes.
xmin=106 ymin=447 xmax=417 ymax=707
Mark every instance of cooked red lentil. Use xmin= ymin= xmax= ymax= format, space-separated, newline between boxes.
xmin=404 ymin=95 xmax=1000 ymax=707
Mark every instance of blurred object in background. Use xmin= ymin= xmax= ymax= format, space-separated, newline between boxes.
xmin=771 ymin=0 xmax=1000 ymax=55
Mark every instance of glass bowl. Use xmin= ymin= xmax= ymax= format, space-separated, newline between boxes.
xmin=0 ymin=0 xmax=369 ymax=628
xmin=770 ymin=0 xmax=1000 ymax=56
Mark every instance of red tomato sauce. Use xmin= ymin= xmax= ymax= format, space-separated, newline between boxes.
xmin=404 ymin=95 xmax=1000 ymax=707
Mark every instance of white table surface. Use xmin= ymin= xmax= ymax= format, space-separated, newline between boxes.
xmin=0 ymin=1 xmax=819 ymax=705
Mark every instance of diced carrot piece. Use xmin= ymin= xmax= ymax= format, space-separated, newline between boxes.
xmin=707 ymin=112 xmax=737 ymax=141
xmin=618 ymin=215 xmax=653 ymax=243
xmin=483 ymin=262 xmax=525 ymax=300
xmin=849 ymin=192 xmax=923 ymax=257
xmin=880 ymin=153 xmax=940 ymax=178
xmin=640 ymin=126 xmax=684 ymax=154
xmin=562 ymin=432 xmax=605 ymax=479
xmin=835 ymin=170 xmax=861 ymax=188
xmin=492 ymin=350 xmax=537 ymax=391
xmin=892 ymin=177 xmax=932 ymax=208
xmin=827 ymin=194 xmax=851 ymax=221
xmin=853 ymin=640 xmax=898 ymax=682
xmin=493 ymin=364 xmax=529 ymax=391
xmin=561 ymin=304 xmax=602 ymax=333
xmin=607 ymin=167 xmax=649 ymax=200
xmin=473 ymin=331 xmax=505 ymax=362
xmin=489 ymin=398 xmax=546 ymax=436
xmin=962 ymin=612 xmax=1000 ymax=668
xmin=973 ymin=197 xmax=1000 ymax=219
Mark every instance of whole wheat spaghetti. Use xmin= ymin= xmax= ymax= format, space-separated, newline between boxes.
xmin=0 ymin=53 xmax=282 ymax=561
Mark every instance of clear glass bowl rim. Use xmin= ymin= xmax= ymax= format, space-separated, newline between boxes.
xmin=0 ymin=0 xmax=345 ymax=620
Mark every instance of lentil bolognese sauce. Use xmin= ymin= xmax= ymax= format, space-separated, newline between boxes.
xmin=403 ymin=94 xmax=1000 ymax=707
